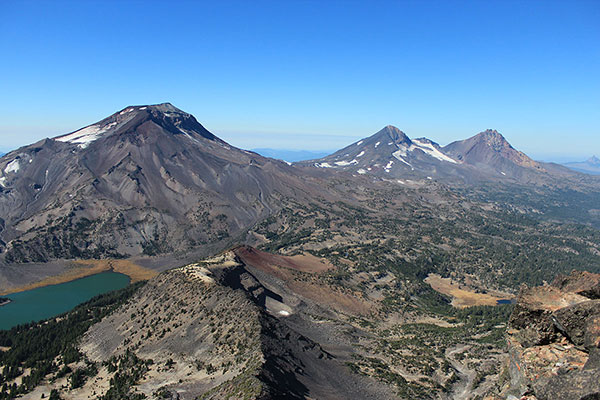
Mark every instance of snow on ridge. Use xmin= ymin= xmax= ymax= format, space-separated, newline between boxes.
xmin=357 ymin=140 xmax=363 ymax=146
xmin=411 ymin=139 xmax=458 ymax=163
xmin=392 ymin=150 xmax=412 ymax=167
xmin=56 ymin=120 xmax=120 ymax=149
xmin=4 ymin=159 xmax=20 ymax=174
xmin=393 ymin=146 xmax=408 ymax=158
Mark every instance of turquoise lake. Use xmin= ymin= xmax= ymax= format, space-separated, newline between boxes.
xmin=0 ymin=271 xmax=130 ymax=330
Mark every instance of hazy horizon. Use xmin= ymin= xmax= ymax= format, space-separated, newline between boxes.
xmin=0 ymin=122 xmax=597 ymax=164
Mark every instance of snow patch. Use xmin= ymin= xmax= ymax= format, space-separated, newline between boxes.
xmin=500 ymin=171 xmax=506 ymax=176
xmin=139 ymin=107 xmax=147 ymax=110
xmin=4 ymin=159 xmax=20 ymax=174
xmin=335 ymin=159 xmax=359 ymax=166
xmin=0 ymin=177 xmax=6 ymax=187
xmin=357 ymin=140 xmax=363 ymax=146
xmin=384 ymin=160 xmax=394 ymax=172
xmin=315 ymin=162 xmax=333 ymax=168
xmin=278 ymin=310 xmax=290 ymax=316
xmin=120 ymin=108 xmax=134 ymax=115
xmin=357 ymin=169 xmax=367 ymax=174
xmin=356 ymin=151 xmax=365 ymax=157
xmin=375 ymin=141 xmax=380 ymax=148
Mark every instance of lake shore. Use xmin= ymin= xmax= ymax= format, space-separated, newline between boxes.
xmin=0 ymin=298 xmax=11 ymax=307
xmin=0 ymin=259 xmax=158 ymax=296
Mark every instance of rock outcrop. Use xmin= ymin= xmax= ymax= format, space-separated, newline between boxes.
xmin=503 ymin=270 xmax=600 ymax=400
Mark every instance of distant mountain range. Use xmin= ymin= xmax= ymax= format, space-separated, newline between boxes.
xmin=251 ymin=148 xmax=330 ymax=162
xmin=297 ymin=125 xmax=576 ymax=184
xmin=0 ymin=104 xmax=598 ymax=264
xmin=563 ymin=156 xmax=600 ymax=175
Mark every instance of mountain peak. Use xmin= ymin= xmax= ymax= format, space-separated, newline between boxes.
xmin=124 ymin=102 xmax=187 ymax=114
xmin=54 ymin=103 xmax=216 ymax=148
xmin=377 ymin=125 xmax=410 ymax=144
xmin=482 ymin=129 xmax=501 ymax=135
xmin=473 ymin=129 xmax=512 ymax=149
xmin=444 ymin=129 xmax=540 ymax=171
xmin=587 ymin=155 xmax=600 ymax=165
xmin=478 ymin=129 xmax=505 ymax=139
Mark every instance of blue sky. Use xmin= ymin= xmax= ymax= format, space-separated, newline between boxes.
xmin=0 ymin=0 xmax=598 ymax=161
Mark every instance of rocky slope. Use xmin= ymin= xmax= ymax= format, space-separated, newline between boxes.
xmin=498 ymin=270 xmax=600 ymax=400
xmin=18 ymin=249 xmax=394 ymax=399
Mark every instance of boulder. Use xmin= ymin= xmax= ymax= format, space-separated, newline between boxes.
xmin=552 ymin=270 xmax=600 ymax=300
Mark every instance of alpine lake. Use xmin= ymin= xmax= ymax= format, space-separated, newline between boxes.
xmin=0 ymin=271 xmax=130 ymax=330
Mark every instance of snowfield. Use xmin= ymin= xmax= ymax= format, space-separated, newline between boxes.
xmin=55 ymin=121 xmax=118 ymax=148
xmin=4 ymin=159 xmax=20 ymax=174
xmin=411 ymin=139 xmax=458 ymax=163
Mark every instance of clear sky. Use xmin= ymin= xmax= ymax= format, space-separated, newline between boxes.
xmin=1 ymin=0 xmax=598 ymax=161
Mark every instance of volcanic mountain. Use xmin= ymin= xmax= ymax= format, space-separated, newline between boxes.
xmin=442 ymin=129 xmax=543 ymax=178
xmin=0 ymin=103 xmax=319 ymax=263
xmin=297 ymin=125 xmax=466 ymax=180
xmin=299 ymin=126 xmax=592 ymax=184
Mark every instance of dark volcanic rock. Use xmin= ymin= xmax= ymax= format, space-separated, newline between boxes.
xmin=553 ymin=300 xmax=600 ymax=348
xmin=533 ymin=369 xmax=600 ymax=400
xmin=505 ymin=270 xmax=600 ymax=400
xmin=508 ymin=285 xmax=587 ymax=347
xmin=552 ymin=270 xmax=600 ymax=300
